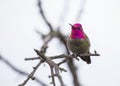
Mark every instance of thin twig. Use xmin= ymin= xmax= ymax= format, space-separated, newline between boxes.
xmin=79 ymin=50 xmax=100 ymax=57
xmin=79 ymin=53 xmax=100 ymax=57
xmin=56 ymin=31 xmax=70 ymax=54
xmin=25 ymin=54 xmax=68 ymax=61
xmin=75 ymin=0 xmax=87 ymax=21
xmin=40 ymin=33 xmax=54 ymax=54
xmin=18 ymin=60 xmax=43 ymax=86
xmin=50 ymin=66 xmax=56 ymax=86
xmin=50 ymin=54 xmax=71 ymax=60
xmin=35 ymin=29 xmax=46 ymax=39
xmin=37 ymin=0 xmax=53 ymax=31
xmin=25 ymin=57 xmax=40 ymax=61
xmin=57 ymin=59 xmax=68 ymax=66
xmin=58 ymin=0 xmax=70 ymax=29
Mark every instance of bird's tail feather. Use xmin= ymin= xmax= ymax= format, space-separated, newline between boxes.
xmin=80 ymin=56 xmax=91 ymax=64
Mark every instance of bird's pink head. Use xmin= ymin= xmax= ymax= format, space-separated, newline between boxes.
xmin=69 ymin=23 xmax=85 ymax=39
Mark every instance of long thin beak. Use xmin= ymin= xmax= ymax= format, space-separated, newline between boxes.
xmin=69 ymin=23 xmax=74 ymax=29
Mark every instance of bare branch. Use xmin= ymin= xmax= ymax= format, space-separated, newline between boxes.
xmin=56 ymin=30 xmax=70 ymax=54
xmin=25 ymin=57 xmax=40 ymax=61
xmin=35 ymin=29 xmax=46 ymax=39
xmin=0 ymin=55 xmax=47 ymax=86
xmin=75 ymin=0 xmax=87 ymax=21
xmin=40 ymin=32 xmax=54 ymax=53
xmin=34 ymin=49 xmax=65 ymax=86
xmin=25 ymin=50 xmax=100 ymax=61
xmin=18 ymin=60 xmax=43 ymax=86
xmin=57 ymin=59 xmax=68 ymax=66
xmin=79 ymin=53 xmax=100 ymax=57
xmin=24 ymin=54 xmax=66 ymax=61
xmin=58 ymin=0 xmax=70 ymax=29
xmin=79 ymin=50 xmax=100 ymax=57
xmin=24 ymin=54 xmax=68 ymax=61
xmin=37 ymin=0 xmax=53 ymax=31
xmin=67 ymin=59 xmax=81 ymax=86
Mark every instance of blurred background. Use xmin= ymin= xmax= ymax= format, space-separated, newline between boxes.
xmin=0 ymin=0 xmax=120 ymax=86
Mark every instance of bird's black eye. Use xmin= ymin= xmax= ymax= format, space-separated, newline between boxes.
xmin=78 ymin=27 xmax=83 ymax=30
xmin=76 ymin=27 xmax=80 ymax=30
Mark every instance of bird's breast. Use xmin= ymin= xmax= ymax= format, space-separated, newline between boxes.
xmin=67 ymin=37 xmax=90 ymax=54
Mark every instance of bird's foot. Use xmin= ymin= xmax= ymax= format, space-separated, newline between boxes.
xmin=71 ymin=53 xmax=79 ymax=61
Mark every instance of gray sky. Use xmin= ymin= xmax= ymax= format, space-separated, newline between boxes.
xmin=0 ymin=0 xmax=120 ymax=86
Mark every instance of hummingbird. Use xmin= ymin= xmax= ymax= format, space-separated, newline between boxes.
xmin=67 ymin=23 xmax=91 ymax=64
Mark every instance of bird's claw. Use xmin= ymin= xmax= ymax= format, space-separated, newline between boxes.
xmin=71 ymin=54 xmax=79 ymax=61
